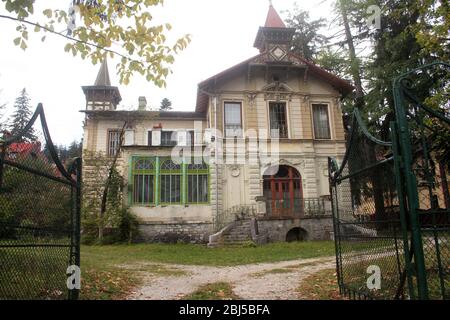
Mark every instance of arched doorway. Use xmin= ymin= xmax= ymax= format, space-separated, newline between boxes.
xmin=263 ymin=165 xmax=303 ymax=217
xmin=286 ymin=227 xmax=308 ymax=242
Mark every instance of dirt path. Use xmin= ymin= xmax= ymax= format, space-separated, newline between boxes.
xmin=126 ymin=256 xmax=335 ymax=300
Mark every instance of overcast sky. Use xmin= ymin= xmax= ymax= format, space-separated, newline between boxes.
xmin=0 ymin=0 xmax=335 ymax=145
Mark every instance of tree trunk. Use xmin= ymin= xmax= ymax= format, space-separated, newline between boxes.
xmin=339 ymin=0 xmax=364 ymax=109
xmin=98 ymin=121 xmax=127 ymax=241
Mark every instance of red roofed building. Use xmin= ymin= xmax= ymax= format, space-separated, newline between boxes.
xmin=8 ymin=142 xmax=42 ymax=155
xmin=81 ymin=4 xmax=354 ymax=245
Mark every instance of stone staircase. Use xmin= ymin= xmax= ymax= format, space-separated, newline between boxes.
xmin=208 ymin=218 xmax=268 ymax=247
xmin=220 ymin=220 xmax=253 ymax=246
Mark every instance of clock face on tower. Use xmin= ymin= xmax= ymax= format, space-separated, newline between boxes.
xmin=270 ymin=46 xmax=286 ymax=61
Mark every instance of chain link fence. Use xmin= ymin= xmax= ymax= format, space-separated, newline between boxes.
xmin=330 ymin=62 xmax=449 ymax=300
xmin=0 ymin=104 xmax=81 ymax=300
xmin=330 ymin=110 xmax=406 ymax=299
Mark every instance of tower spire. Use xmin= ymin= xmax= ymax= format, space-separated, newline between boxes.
xmin=94 ymin=58 xmax=111 ymax=86
xmin=254 ymin=3 xmax=294 ymax=53
xmin=264 ymin=3 xmax=286 ymax=28
xmin=82 ymin=57 xmax=121 ymax=111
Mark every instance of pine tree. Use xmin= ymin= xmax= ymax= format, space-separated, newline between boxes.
xmin=67 ymin=140 xmax=82 ymax=159
xmin=0 ymin=88 xmax=6 ymax=133
xmin=0 ymin=102 xmax=5 ymax=133
xmin=285 ymin=7 xmax=328 ymax=61
xmin=159 ymin=98 xmax=173 ymax=111
xmin=9 ymin=88 xmax=37 ymax=141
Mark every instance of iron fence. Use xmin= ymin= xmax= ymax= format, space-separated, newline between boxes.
xmin=330 ymin=62 xmax=449 ymax=300
xmin=0 ymin=104 xmax=81 ymax=300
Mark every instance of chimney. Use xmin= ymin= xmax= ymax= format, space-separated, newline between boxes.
xmin=138 ymin=96 xmax=147 ymax=111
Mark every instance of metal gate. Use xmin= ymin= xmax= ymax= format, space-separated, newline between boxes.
xmin=329 ymin=62 xmax=449 ymax=300
xmin=0 ymin=104 xmax=81 ymax=300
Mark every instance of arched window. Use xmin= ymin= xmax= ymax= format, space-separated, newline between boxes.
xmin=131 ymin=156 xmax=210 ymax=206
xmin=187 ymin=159 xmax=209 ymax=204
xmin=132 ymin=157 xmax=155 ymax=205
xmin=160 ymin=159 xmax=182 ymax=204
xmin=263 ymin=165 xmax=303 ymax=217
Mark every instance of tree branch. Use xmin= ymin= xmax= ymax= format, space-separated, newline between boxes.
xmin=0 ymin=13 xmax=146 ymax=67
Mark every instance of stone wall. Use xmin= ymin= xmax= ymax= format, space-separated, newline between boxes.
xmin=257 ymin=216 xmax=334 ymax=242
xmin=138 ymin=222 xmax=213 ymax=244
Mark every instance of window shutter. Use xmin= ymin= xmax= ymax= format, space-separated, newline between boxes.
xmin=124 ymin=130 xmax=134 ymax=146
xmin=204 ymin=129 xmax=212 ymax=144
xmin=147 ymin=131 xmax=152 ymax=146
xmin=194 ymin=130 xmax=202 ymax=145
xmin=152 ymin=130 xmax=161 ymax=146
xmin=177 ymin=130 xmax=187 ymax=146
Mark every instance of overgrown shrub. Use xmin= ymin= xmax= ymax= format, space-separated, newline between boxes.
xmin=81 ymin=166 xmax=140 ymax=244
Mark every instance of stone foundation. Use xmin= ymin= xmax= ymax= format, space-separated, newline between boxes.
xmin=138 ymin=222 xmax=213 ymax=244
xmin=257 ymin=216 xmax=334 ymax=242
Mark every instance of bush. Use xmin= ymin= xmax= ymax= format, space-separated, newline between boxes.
xmin=118 ymin=208 xmax=140 ymax=243
xmin=81 ymin=206 xmax=140 ymax=245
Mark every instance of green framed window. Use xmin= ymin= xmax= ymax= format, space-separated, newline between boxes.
xmin=159 ymin=158 xmax=182 ymax=205
xmin=131 ymin=157 xmax=155 ymax=205
xmin=187 ymin=160 xmax=209 ymax=204
xmin=130 ymin=156 xmax=209 ymax=206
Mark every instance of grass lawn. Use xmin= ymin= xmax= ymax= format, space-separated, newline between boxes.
xmin=0 ymin=241 xmax=335 ymax=300
xmin=79 ymin=241 xmax=335 ymax=300
xmin=81 ymin=241 xmax=335 ymax=267
xmin=297 ymin=269 xmax=343 ymax=300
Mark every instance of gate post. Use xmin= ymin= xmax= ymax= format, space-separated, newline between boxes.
xmin=393 ymin=79 xmax=429 ymax=299
xmin=68 ymin=157 xmax=82 ymax=300
xmin=328 ymin=157 xmax=343 ymax=294
xmin=391 ymin=122 xmax=415 ymax=299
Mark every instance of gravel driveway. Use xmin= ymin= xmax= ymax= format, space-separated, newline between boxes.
xmin=127 ymin=256 xmax=336 ymax=300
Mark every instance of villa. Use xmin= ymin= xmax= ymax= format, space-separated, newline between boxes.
xmin=81 ymin=5 xmax=353 ymax=245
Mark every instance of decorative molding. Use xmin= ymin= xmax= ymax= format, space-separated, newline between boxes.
xmin=245 ymin=92 xmax=258 ymax=107
xmin=269 ymin=46 xmax=287 ymax=61
xmin=262 ymin=81 xmax=294 ymax=102
xmin=228 ymin=165 xmax=241 ymax=178
xmin=318 ymin=161 xmax=329 ymax=177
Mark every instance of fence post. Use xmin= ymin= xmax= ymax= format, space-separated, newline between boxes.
xmin=328 ymin=157 xmax=343 ymax=294
xmin=68 ymin=157 xmax=82 ymax=300
xmin=391 ymin=122 xmax=415 ymax=299
xmin=393 ymin=80 xmax=429 ymax=299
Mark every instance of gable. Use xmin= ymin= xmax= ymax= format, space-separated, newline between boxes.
xmin=196 ymin=52 xmax=353 ymax=112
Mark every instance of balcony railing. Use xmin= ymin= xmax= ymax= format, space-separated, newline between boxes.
xmin=264 ymin=198 xmax=329 ymax=218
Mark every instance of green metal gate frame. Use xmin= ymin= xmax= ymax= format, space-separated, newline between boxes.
xmin=392 ymin=61 xmax=450 ymax=299
xmin=330 ymin=62 xmax=449 ymax=300
xmin=0 ymin=104 xmax=81 ymax=300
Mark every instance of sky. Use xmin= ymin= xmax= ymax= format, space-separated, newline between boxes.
xmin=0 ymin=0 xmax=336 ymax=145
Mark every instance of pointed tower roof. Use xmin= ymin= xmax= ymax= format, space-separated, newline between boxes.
xmin=81 ymin=57 xmax=122 ymax=111
xmin=94 ymin=58 xmax=111 ymax=86
xmin=265 ymin=4 xmax=286 ymax=28
xmin=254 ymin=3 xmax=295 ymax=51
